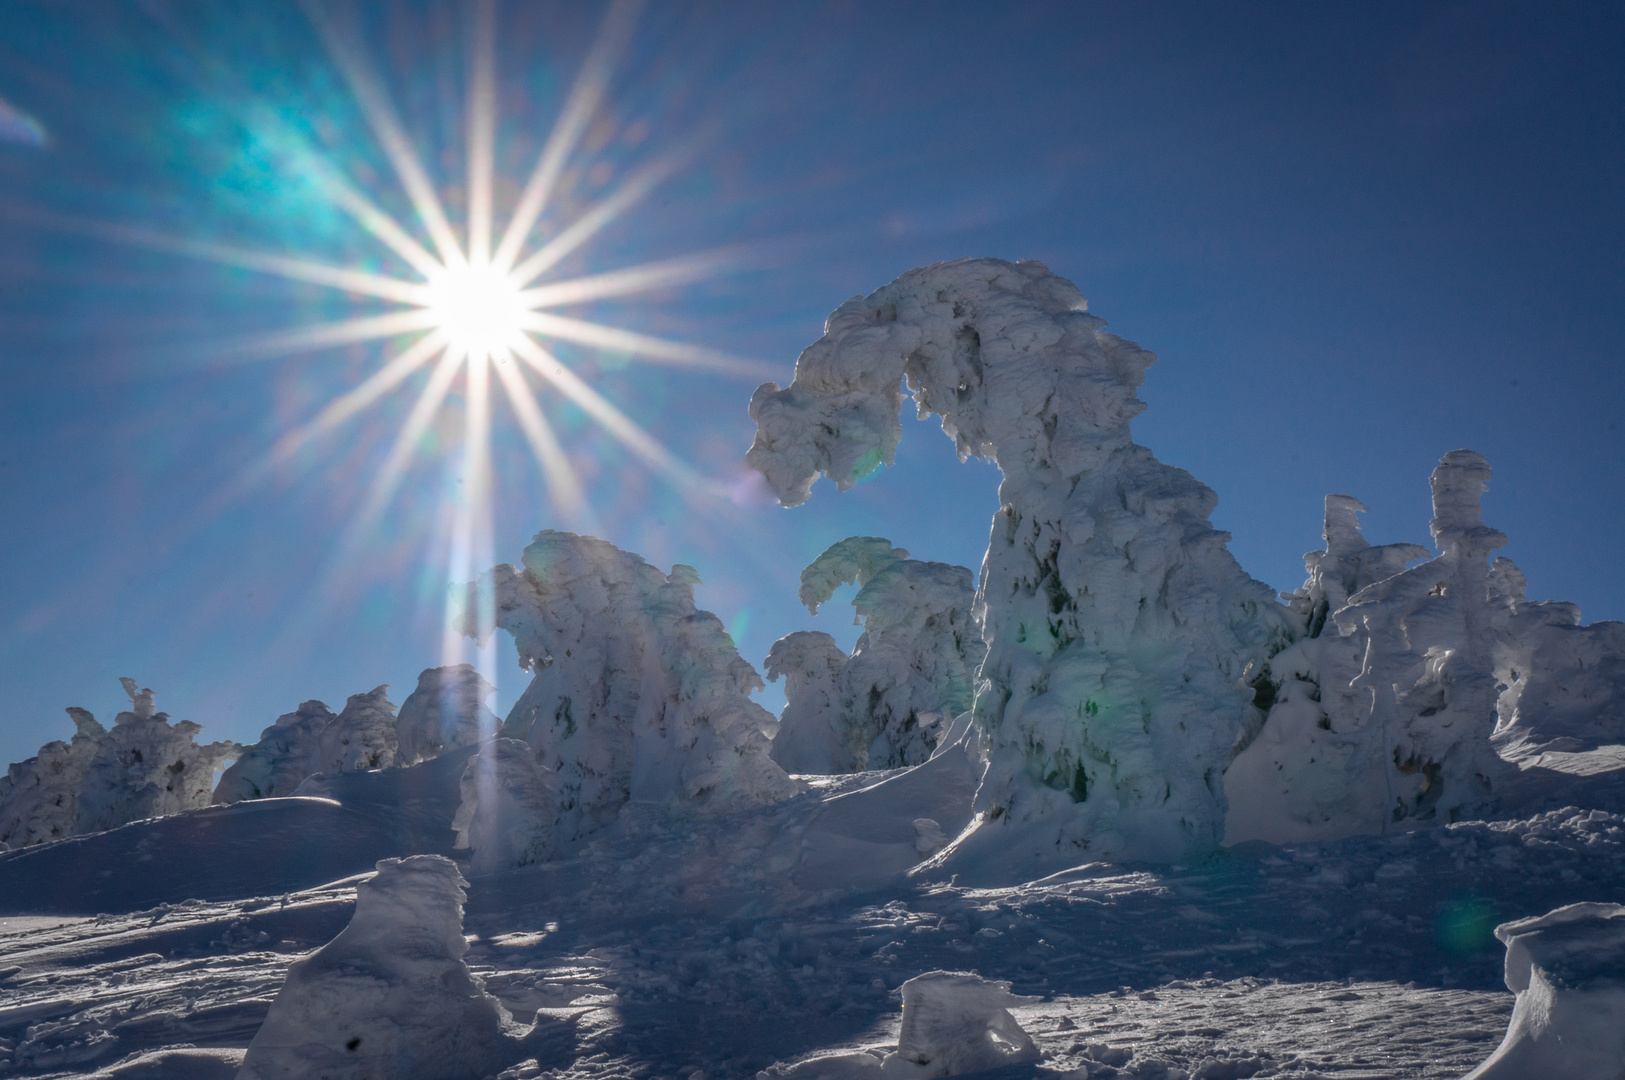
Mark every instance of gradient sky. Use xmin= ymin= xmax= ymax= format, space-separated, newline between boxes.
xmin=1 ymin=1 xmax=1621 ymax=769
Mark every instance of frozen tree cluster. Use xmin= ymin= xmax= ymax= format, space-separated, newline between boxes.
xmin=750 ymin=258 xmax=1294 ymax=865
xmin=214 ymin=685 xmax=398 ymax=804
xmin=767 ymin=537 xmax=983 ymax=774
xmin=1227 ymin=451 xmax=1625 ymax=845
xmin=458 ymin=530 xmax=798 ymax=860
xmin=238 ymin=855 xmax=566 ymax=1080
xmin=0 ymin=678 xmax=236 ymax=849
xmin=395 ymin=663 xmax=499 ymax=766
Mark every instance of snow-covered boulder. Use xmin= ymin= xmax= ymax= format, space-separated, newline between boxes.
xmin=0 ymin=679 xmax=236 ymax=848
xmin=1463 ymin=902 xmax=1625 ymax=1080
xmin=214 ymin=686 xmax=399 ymax=804
xmin=396 ymin=664 xmax=500 ymax=766
xmin=766 ymin=631 xmax=850 ymax=774
xmin=460 ymin=530 xmax=799 ymax=846
xmin=237 ymin=854 xmax=568 ymax=1079
xmin=750 ymin=258 xmax=1293 ymax=866
xmin=763 ymin=970 xmax=1037 ymax=1078
xmin=451 ymin=738 xmax=561 ymax=873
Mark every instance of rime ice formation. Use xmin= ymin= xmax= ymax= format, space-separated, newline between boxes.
xmin=1463 ymin=903 xmax=1625 ymax=1080
xmin=0 ymin=680 xmax=236 ymax=848
xmin=765 ymin=631 xmax=850 ymax=774
xmin=767 ymin=971 xmax=1038 ymax=1078
xmin=1227 ymin=451 xmax=1625 ymax=845
xmin=779 ymin=537 xmax=983 ymax=773
xmin=749 ymin=258 xmax=1292 ymax=864
xmin=237 ymin=855 xmax=566 ymax=1080
xmin=214 ymin=686 xmax=400 ymax=804
xmin=396 ymin=664 xmax=500 ymax=766
xmin=451 ymin=738 xmax=561 ymax=873
xmin=461 ymin=530 xmax=798 ymax=846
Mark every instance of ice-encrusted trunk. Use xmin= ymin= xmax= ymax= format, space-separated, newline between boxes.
xmin=748 ymin=258 xmax=1293 ymax=866
xmin=773 ymin=537 xmax=983 ymax=773
xmin=396 ymin=665 xmax=500 ymax=766
xmin=460 ymin=531 xmax=799 ymax=847
xmin=1 ymin=680 xmax=236 ymax=848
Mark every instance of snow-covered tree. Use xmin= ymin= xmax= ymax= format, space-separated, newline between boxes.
xmin=451 ymin=738 xmax=561 ymax=874
xmin=0 ymin=679 xmax=237 ymax=848
xmin=766 ymin=537 xmax=984 ymax=774
xmin=749 ymin=258 xmax=1294 ymax=865
xmin=213 ymin=685 xmax=399 ymax=804
xmin=396 ymin=664 xmax=500 ymax=766
xmin=459 ymin=531 xmax=798 ymax=849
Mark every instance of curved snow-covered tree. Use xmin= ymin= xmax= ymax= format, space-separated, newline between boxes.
xmin=396 ymin=664 xmax=500 ymax=766
xmin=460 ymin=530 xmax=798 ymax=846
xmin=749 ymin=258 xmax=1294 ymax=865
xmin=767 ymin=537 xmax=984 ymax=774
xmin=213 ymin=685 xmax=399 ymax=804
xmin=1 ymin=679 xmax=237 ymax=848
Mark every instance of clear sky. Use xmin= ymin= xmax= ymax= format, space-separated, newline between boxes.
xmin=1 ymin=1 xmax=1621 ymax=769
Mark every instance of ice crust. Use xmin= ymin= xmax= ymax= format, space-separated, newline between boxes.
xmin=769 ymin=538 xmax=983 ymax=774
xmin=1463 ymin=902 xmax=1625 ymax=1080
xmin=0 ymin=680 xmax=236 ymax=849
xmin=460 ymin=530 xmax=799 ymax=852
xmin=395 ymin=664 xmax=500 ymax=766
xmin=213 ymin=686 xmax=399 ymax=804
xmin=749 ymin=258 xmax=1293 ymax=865
xmin=1227 ymin=452 xmax=1625 ymax=845
xmin=236 ymin=854 xmax=563 ymax=1080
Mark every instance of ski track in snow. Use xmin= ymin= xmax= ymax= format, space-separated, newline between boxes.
xmin=2 ymin=760 xmax=1622 ymax=1079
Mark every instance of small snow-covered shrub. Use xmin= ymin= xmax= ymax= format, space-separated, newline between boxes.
xmin=459 ymin=530 xmax=798 ymax=849
xmin=0 ymin=678 xmax=236 ymax=848
xmin=749 ymin=258 xmax=1293 ymax=864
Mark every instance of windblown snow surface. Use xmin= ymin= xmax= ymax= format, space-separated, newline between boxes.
xmin=3 ymin=259 xmax=1625 ymax=1080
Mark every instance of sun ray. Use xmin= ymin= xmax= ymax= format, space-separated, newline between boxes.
xmin=491 ymin=0 xmax=645 ymax=273
xmin=466 ymin=0 xmax=497 ymax=267
xmin=304 ymin=0 xmax=467 ymax=269
xmin=268 ymin=331 xmax=448 ymax=465
xmin=220 ymin=309 xmax=441 ymax=363
xmin=349 ymin=345 xmax=467 ymax=534
xmin=306 ymin=165 xmax=447 ymax=280
xmin=509 ymin=333 xmax=701 ymax=488
xmin=507 ymin=157 xmax=681 ymax=288
xmin=515 ymin=252 xmax=730 ymax=310
xmin=444 ymin=351 xmax=493 ymax=663
xmin=490 ymin=350 xmax=597 ymax=530
xmin=516 ymin=310 xmax=772 ymax=377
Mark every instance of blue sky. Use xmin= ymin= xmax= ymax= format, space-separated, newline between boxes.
xmin=1 ymin=1 xmax=1621 ymax=768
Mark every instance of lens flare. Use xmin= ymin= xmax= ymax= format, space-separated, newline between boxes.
xmin=424 ymin=264 xmax=526 ymax=360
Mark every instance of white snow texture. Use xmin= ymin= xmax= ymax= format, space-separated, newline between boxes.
xmin=769 ymin=537 xmax=982 ymax=774
xmin=237 ymin=854 xmax=549 ymax=1080
xmin=1464 ymin=902 xmax=1625 ymax=1080
xmin=0 ymin=679 xmax=236 ymax=849
xmin=460 ymin=530 xmax=799 ymax=853
xmin=749 ymin=258 xmax=1293 ymax=866
xmin=1227 ymin=451 xmax=1625 ymax=845
xmin=213 ymin=686 xmax=398 ymax=804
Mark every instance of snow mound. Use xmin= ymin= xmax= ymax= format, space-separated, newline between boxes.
xmin=763 ymin=971 xmax=1037 ymax=1078
xmin=214 ymin=686 xmax=399 ymax=804
xmin=0 ymin=679 xmax=236 ymax=848
xmin=237 ymin=855 xmax=569 ymax=1080
xmin=1228 ymin=451 xmax=1625 ymax=845
xmin=1463 ymin=902 xmax=1625 ymax=1080
xmin=396 ymin=664 xmax=499 ymax=766
xmin=461 ymin=530 xmax=799 ymax=846
xmin=770 ymin=537 xmax=983 ymax=773
xmin=750 ymin=258 xmax=1293 ymax=868
xmin=452 ymin=737 xmax=561 ymax=873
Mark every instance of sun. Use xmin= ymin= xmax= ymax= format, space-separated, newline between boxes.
xmin=423 ymin=264 xmax=526 ymax=361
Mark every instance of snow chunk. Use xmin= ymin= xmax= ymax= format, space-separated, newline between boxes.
xmin=451 ymin=738 xmax=561 ymax=873
xmin=461 ymin=531 xmax=799 ymax=846
xmin=1464 ymin=902 xmax=1625 ymax=1079
xmin=752 ymin=259 xmax=1293 ymax=866
xmin=0 ymin=679 xmax=236 ymax=848
xmin=771 ymin=538 xmax=984 ymax=773
xmin=396 ymin=664 xmax=499 ymax=765
xmin=763 ymin=971 xmax=1037 ymax=1078
xmin=237 ymin=855 xmax=567 ymax=1079
xmin=214 ymin=687 xmax=399 ymax=804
